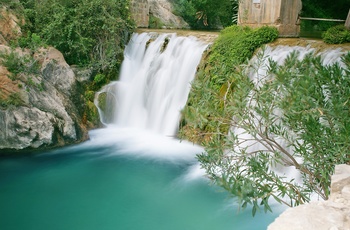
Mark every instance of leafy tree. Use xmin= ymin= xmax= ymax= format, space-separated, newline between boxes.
xmin=196 ymin=50 xmax=350 ymax=215
xmin=181 ymin=25 xmax=350 ymax=215
xmin=19 ymin=0 xmax=134 ymax=75
xmin=13 ymin=0 xmax=135 ymax=126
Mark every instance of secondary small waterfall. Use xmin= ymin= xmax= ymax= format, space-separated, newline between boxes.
xmin=96 ymin=32 xmax=207 ymax=136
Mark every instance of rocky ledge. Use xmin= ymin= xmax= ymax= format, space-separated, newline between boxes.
xmin=0 ymin=6 xmax=89 ymax=153
xmin=268 ymin=164 xmax=350 ymax=230
xmin=0 ymin=45 xmax=88 ymax=153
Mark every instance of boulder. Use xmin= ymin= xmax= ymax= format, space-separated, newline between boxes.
xmin=268 ymin=164 xmax=350 ymax=230
xmin=0 ymin=46 xmax=88 ymax=152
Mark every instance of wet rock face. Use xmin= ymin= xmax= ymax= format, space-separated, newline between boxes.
xmin=0 ymin=46 xmax=88 ymax=152
xmin=268 ymin=164 xmax=350 ymax=230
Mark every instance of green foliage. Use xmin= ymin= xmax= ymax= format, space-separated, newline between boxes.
xmin=0 ymin=92 xmax=23 ymax=108
xmin=17 ymin=32 xmax=45 ymax=50
xmin=209 ymin=26 xmax=278 ymax=68
xmin=93 ymin=74 xmax=107 ymax=85
xmin=19 ymin=0 xmax=134 ymax=73
xmin=322 ymin=25 xmax=350 ymax=44
xmin=16 ymin=0 xmax=135 ymax=126
xmin=97 ymin=92 xmax=107 ymax=115
xmin=84 ymin=91 xmax=95 ymax=102
xmin=186 ymin=44 xmax=350 ymax=215
xmin=0 ymin=49 xmax=40 ymax=78
xmin=173 ymin=0 xmax=237 ymax=29
xmin=149 ymin=15 xmax=165 ymax=29
xmin=0 ymin=0 xmax=22 ymax=9
xmin=181 ymin=26 xmax=278 ymax=140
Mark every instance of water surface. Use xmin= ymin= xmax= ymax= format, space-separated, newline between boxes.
xmin=0 ymin=128 xmax=281 ymax=230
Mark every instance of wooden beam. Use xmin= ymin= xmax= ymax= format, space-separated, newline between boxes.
xmin=299 ymin=17 xmax=345 ymax=22
xmin=345 ymin=9 xmax=350 ymax=29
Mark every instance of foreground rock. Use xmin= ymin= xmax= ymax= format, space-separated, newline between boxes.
xmin=268 ymin=164 xmax=350 ymax=230
xmin=0 ymin=46 xmax=88 ymax=153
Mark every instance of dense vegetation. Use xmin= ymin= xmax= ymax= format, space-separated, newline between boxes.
xmin=180 ymin=25 xmax=279 ymax=144
xmin=0 ymin=0 xmax=134 ymax=125
xmin=181 ymin=24 xmax=350 ymax=214
xmin=19 ymin=0 xmax=134 ymax=74
xmin=323 ymin=25 xmax=350 ymax=44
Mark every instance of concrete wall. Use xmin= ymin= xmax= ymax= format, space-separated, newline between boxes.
xmin=130 ymin=0 xmax=149 ymax=28
xmin=238 ymin=0 xmax=302 ymax=37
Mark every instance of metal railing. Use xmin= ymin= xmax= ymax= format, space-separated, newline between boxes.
xmin=297 ymin=9 xmax=350 ymax=29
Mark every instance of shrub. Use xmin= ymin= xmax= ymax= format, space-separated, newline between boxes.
xmin=322 ymin=25 xmax=350 ymax=44
xmin=18 ymin=32 xmax=45 ymax=50
xmin=0 ymin=50 xmax=40 ymax=78
xmin=20 ymin=0 xmax=134 ymax=74
xmin=149 ymin=15 xmax=164 ymax=29
xmin=181 ymin=25 xmax=278 ymax=144
xmin=0 ymin=92 xmax=23 ymax=108
xmin=196 ymin=51 xmax=350 ymax=215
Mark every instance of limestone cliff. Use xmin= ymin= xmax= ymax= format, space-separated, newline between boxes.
xmin=0 ymin=6 xmax=88 ymax=153
xmin=149 ymin=0 xmax=189 ymax=29
xmin=130 ymin=0 xmax=189 ymax=29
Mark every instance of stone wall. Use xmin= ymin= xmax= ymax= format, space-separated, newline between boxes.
xmin=130 ymin=0 xmax=149 ymax=28
xmin=238 ymin=0 xmax=302 ymax=37
xmin=268 ymin=164 xmax=350 ymax=230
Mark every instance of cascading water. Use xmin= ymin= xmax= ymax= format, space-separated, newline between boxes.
xmin=96 ymin=33 xmax=207 ymax=136
xmin=9 ymin=33 xmax=349 ymax=230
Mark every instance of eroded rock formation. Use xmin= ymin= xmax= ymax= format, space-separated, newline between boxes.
xmin=0 ymin=8 xmax=88 ymax=153
xmin=268 ymin=164 xmax=350 ymax=230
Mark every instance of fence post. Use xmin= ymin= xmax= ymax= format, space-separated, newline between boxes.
xmin=345 ymin=9 xmax=350 ymax=29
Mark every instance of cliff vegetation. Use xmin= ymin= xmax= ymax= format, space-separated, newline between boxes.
xmin=0 ymin=0 xmax=134 ymax=152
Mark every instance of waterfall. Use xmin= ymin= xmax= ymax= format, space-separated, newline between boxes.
xmin=96 ymin=32 xmax=207 ymax=137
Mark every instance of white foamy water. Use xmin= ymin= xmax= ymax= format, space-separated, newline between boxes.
xmin=96 ymin=32 xmax=207 ymax=136
xmin=92 ymin=32 xmax=207 ymax=176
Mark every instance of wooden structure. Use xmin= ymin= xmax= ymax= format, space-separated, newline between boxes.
xmin=238 ymin=0 xmax=302 ymax=37
xmin=345 ymin=9 xmax=350 ymax=29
